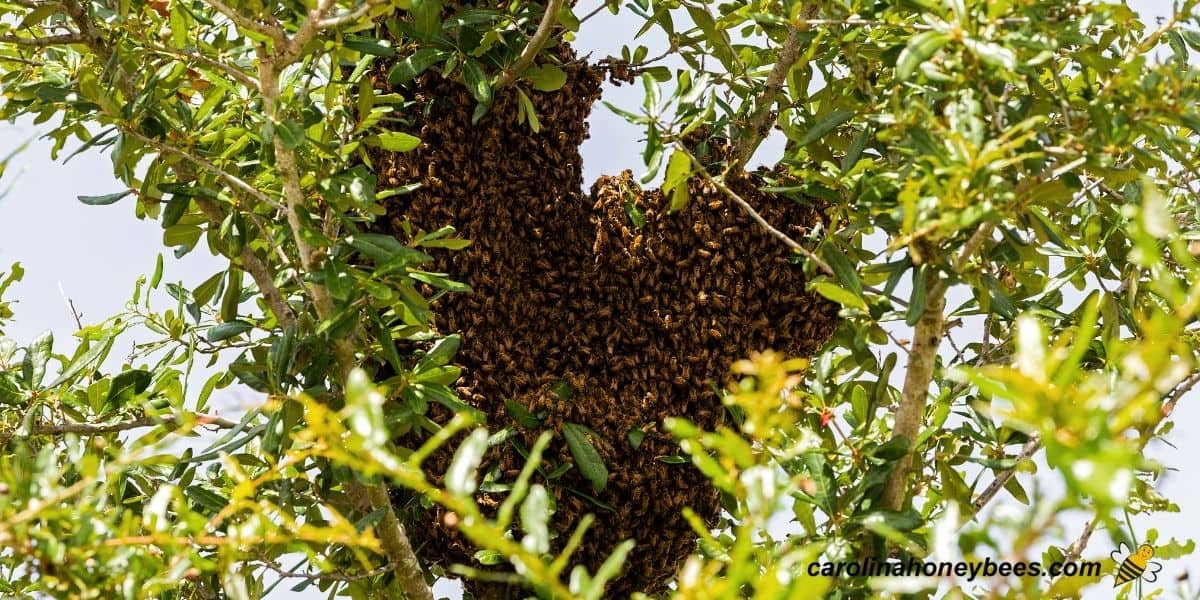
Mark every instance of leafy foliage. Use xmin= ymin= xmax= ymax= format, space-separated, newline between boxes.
xmin=3 ymin=0 xmax=1200 ymax=598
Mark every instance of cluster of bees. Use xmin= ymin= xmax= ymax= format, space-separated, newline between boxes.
xmin=368 ymin=46 xmax=838 ymax=596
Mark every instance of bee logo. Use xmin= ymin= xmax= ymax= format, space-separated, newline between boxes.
xmin=1111 ymin=543 xmax=1162 ymax=588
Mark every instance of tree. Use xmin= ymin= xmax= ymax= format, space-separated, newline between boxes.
xmin=2 ymin=0 xmax=1200 ymax=598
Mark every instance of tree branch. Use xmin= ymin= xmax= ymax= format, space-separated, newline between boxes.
xmin=279 ymin=0 xmax=338 ymax=64
xmin=881 ymin=220 xmax=995 ymax=512
xmin=0 ymin=33 xmax=84 ymax=47
xmin=315 ymin=0 xmax=390 ymax=31
xmin=123 ymin=129 xmax=286 ymax=213
xmin=674 ymin=143 xmax=834 ymax=275
xmin=1 ymin=413 xmax=237 ymax=442
xmin=970 ymin=436 xmax=1042 ymax=513
xmin=194 ymin=198 xmax=297 ymax=328
xmin=203 ymin=0 xmax=286 ymax=44
xmin=879 ymin=270 xmax=946 ymax=511
xmin=730 ymin=24 xmax=805 ymax=170
xmin=256 ymin=52 xmax=433 ymax=600
xmin=494 ymin=0 xmax=566 ymax=89
xmin=141 ymin=42 xmax=258 ymax=89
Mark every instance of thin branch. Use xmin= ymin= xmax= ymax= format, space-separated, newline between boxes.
xmin=279 ymin=0 xmax=338 ymax=64
xmin=142 ymin=42 xmax=258 ymax=88
xmin=57 ymin=285 xmax=85 ymax=331
xmin=0 ymin=33 xmax=84 ymax=47
xmin=256 ymin=556 xmax=396 ymax=583
xmin=494 ymin=0 xmax=566 ymax=89
xmin=970 ymin=436 xmax=1042 ymax=513
xmin=0 ymin=55 xmax=46 ymax=67
xmin=730 ymin=18 xmax=807 ymax=170
xmin=194 ymin=198 xmax=297 ymax=328
xmin=1061 ymin=515 xmax=1101 ymax=564
xmin=315 ymin=0 xmax=389 ymax=30
xmin=123 ymin=129 xmax=286 ymax=213
xmin=1164 ymin=370 xmax=1200 ymax=417
xmin=1 ymin=413 xmax=237 ymax=442
xmin=203 ymin=0 xmax=286 ymax=44
xmin=578 ymin=2 xmax=607 ymax=25
xmin=953 ymin=222 xmax=995 ymax=273
xmin=674 ymin=143 xmax=834 ymax=275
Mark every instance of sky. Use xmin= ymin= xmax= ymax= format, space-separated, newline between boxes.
xmin=0 ymin=1 xmax=1196 ymax=598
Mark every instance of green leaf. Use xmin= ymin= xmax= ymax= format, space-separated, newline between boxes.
xmin=795 ymin=109 xmax=854 ymax=146
xmin=106 ymin=369 xmax=152 ymax=406
xmin=78 ymin=190 xmax=132 ymax=206
xmin=505 ymin=398 xmax=542 ymax=428
xmin=47 ymin=337 xmax=113 ymax=388
xmin=462 ymin=60 xmax=493 ymax=106
xmin=819 ymin=243 xmax=862 ymax=295
xmin=810 ymin=281 xmax=867 ymax=311
xmin=388 ymin=48 xmax=444 ymax=85
xmin=520 ymin=484 xmax=551 ymax=554
xmin=905 ymin=267 xmax=928 ymax=327
xmin=626 ymin=428 xmax=645 ymax=449
xmin=192 ymin=271 xmax=223 ymax=306
xmin=415 ymin=334 xmax=460 ymax=373
xmin=896 ymin=31 xmax=950 ymax=80
xmin=186 ymin=485 xmax=231 ymax=513
xmin=411 ymin=0 xmax=442 ymax=40
xmin=276 ymin=120 xmax=306 ymax=150
xmin=161 ymin=194 xmax=189 ymax=228
xmin=551 ymin=380 xmax=574 ymax=402
xmin=446 ymin=428 xmax=489 ymax=496
xmin=623 ymin=201 xmax=645 ymax=228
xmin=963 ymin=38 xmax=1017 ymax=72
xmin=365 ymin=132 xmax=422 ymax=152
xmin=207 ymin=320 xmax=252 ymax=342
xmin=345 ymin=369 xmax=388 ymax=450
xmin=343 ymin=35 xmax=395 ymax=56
xmin=525 ymin=65 xmax=567 ymax=92
xmin=662 ymin=149 xmax=691 ymax=212
xmin=563 ymin=423 xmax=608 ymax=493
xmin=23 ymin=331 xmax=52 ymax=388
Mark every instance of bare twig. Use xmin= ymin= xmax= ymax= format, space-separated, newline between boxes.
xmin=495 ymin=0 xmax=567 ymax=89
xmin=11 ymin=0 xmax=62 ymax=7
xmin=1062 ymin=515 xmax=1101 ymax=564
xmin=280 ymin=0 xmax=338 ymax=64
xmin=578 ymin=2 xmax=608 ymax=25
xmin=953 ymin=222 xmax=995 ymax=272
xmin=57 ymin=285 xmax=85 ymax=331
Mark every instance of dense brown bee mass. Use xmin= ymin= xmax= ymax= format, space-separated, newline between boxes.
xmin=368 ymin=48 xmax=838 ymax=597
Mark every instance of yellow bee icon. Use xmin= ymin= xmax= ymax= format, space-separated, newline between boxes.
xmin=1111 ymin=543 xmax=1162 ymax=588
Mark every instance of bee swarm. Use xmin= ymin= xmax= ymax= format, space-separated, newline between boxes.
xmin=369 ymin=50 xmax=838 ymax=596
